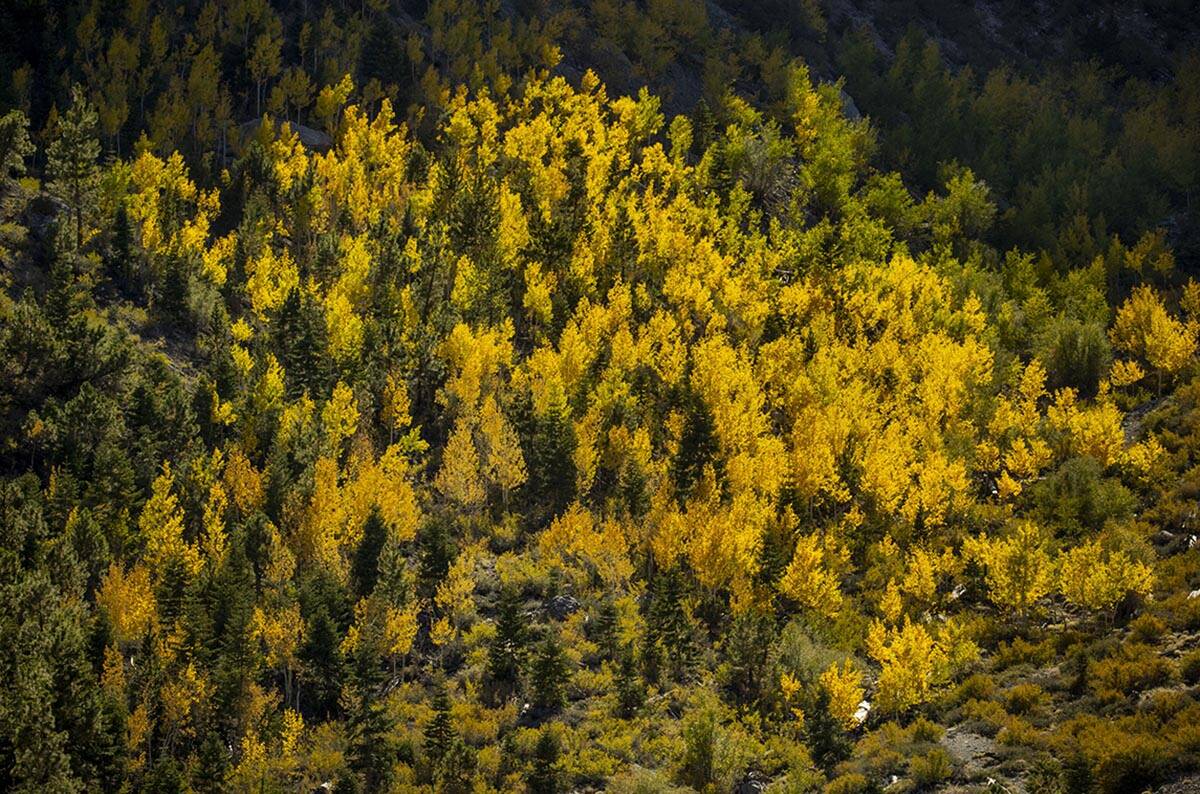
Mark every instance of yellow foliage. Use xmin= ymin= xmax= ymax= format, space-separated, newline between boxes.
xmin=1110 ymin=285 xmax=1196 ymax=377
xmin=253 ymin=602 xmax=303 ymax=671
xmin=820 ymin=661 xmax=865 ymax=729
xmin=962 ymin=522 xmax=1054 ymax=615
xmin=539 ymin=504 xmax=634 ymax=587
xmin=1058 ymin=541 xmax=1155 ymax=613
xmin=440 ymin=322 xmax=515 ymax=417
xmin=139 ymin=463 xmax=201 ymax=577
xmin=479 ymin=395 xmax=526 ymax=495
xmin=435 ymin=416 xmax=486 ymax=510
xmin=223 ymin=447 xmax=265 ymax=514
xmin=1045 ymin=389 xmax=1126 ymax=467
xmin=245 ymin=245 xmax=299 ymax=319
xmin=384 ymin=602 xmax=420 ymax=658
xmin=866 ymin=618 xmax=950 ymax=715
xmin=435 ymin=544 xmax=479 ymax=621
xmin=321 ymin=381 xmax=359 ymax=447
xmin=778 ymin=532 xmax=843 ymax=616
xmin=97 ymin=563 xmax=157 ymax=645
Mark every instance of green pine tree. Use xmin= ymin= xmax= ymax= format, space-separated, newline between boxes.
xmin=530 ymin=627 xmax=568 ymax=714
xmin=487 ymin=586 xmax=529 ymax=701
xmin=615 ymin=644 xmax=644 ymax=718
xmin=46 ymin=85 xmax=100 ymax=252
xmin=345 ymin=640 xmax=395 ymax=793
xmin=276 ymin=286 xmax=331 ymax=399
xmin=351 ymin=507 xmax=388 ymax=599
xmin=526 ymin=386 xmax=575 ymax=524
xmin=591 ymin=597 xmax=619 ymax=661
xmin=423 ymin=679 xmax=456 ymax=770
xmin=526 ymin=726 xmax=562 ymax=794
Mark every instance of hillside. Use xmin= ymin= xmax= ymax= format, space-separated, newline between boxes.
xmin=1 ymin=2 xmax=1200 ymax=793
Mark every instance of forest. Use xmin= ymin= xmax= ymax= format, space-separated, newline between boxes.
xmin=1 ymin=0 xmax=1200 ymax=792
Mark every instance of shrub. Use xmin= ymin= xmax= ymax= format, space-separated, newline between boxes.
xmin=1029 ymin=457 xmax=1136 ymax=541
xmin=1168 ymin=705 xmax=1200 ymax=753
xmin=1003 ymin=683 xmax=1045 ymax=716
xmin=1128 ymin=613 xmax=1167 ymax=643
xmin=997 ymin=715 xmax=1043 ymax=748
xmin=1070 ymin=716 xmax=1175 ymax=794
xmin=950 ymin=673 xmax=995 ymax=705
xmin=1089 ymin=644 xmax=1175 ymax=700
xmin=909 ymin=717 xmax=944 ymax=744
xmin=1180 ymin=649 xmax=1200 ymax=686
xmin=993 ymin=636 xmax=1054 ymax=669
xmin=608 ymin=767 xmax=692 ymax=794
xmin=1091 ymin=734 xmax=1172 ymax=794
xmin=1141 ymin=689 xmax=1190 ymax=722
xmin=961 ymin=699 xmax=1009 ymax=735
xmin=907 ymin=748 xmax=953 ymax=787
xmin=1038 ymin=317 xmax=1110 ymax=398
xmin=824 ymin=772 xmax=874 ymax=794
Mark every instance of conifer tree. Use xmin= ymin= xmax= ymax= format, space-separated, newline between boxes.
xmin=487 ymin=586 xmax=529 ymax=699
xmin=47 ymin=85 xmax=100 ymax=251
xmin=423 ymin=679 xmax=456 ymax=768
xmin=591 ymin=597 xmax=619 ymax=661
xmin=527 ymin=386 xmax=576 ymax=523
xmin=435 ymin=737 xmax=476 ymax=793
xmin=531 ymin=627 xmax=568 ymax=714
xmin=615 ymin=645 xmax=644 ymax=718
xmin=417 ymin=516 xmax=453 ymax=600
xmin=527 ymin=726 xmax=562 ymax=794
xmin=351 ymin=507 xmax=387 ymax=599
xmin=647 ymin=567 xmax=697 ymax=681
xmin=806 ymin=686 xmax=851 ymax=771
xmin=345 ymin=631 xmax=395 ymax=793
xmin=0 ymin=110 xmax=32 ymax=225
xmin=276 ymin=286 xmax=331 ymax=399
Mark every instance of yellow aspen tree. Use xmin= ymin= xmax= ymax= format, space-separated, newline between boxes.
xmin=245 ymin=246 xmax=299 ymax=319
xmin=898 ymin=547 xmax=940 ymax=612
xmin=435 ymin=416 xmax=486 ymax=510
xmin=435 ymin=545 xmax=478 ymax=625
xmin=252 ymin=602 xmax=304 ymax=706
xmin=1058 ymin=541 xmax=1155 ymax=614
xmin=866 ymin=618 xmax=949 ymax=715
xmin=961 ymin=522 xmax=1054 ymax=617
xmin=384 ymin=601 xmax=420 ymax=673
xmin=479 ymin=394 xmax=526 ymax=502
xmin=139 ymin=463 xmax=201 ymax=577
xmin=778 ymin=532 xmax=843 ymax=616
xmin=96 ymin=563 xmax=158 ymax=646
xmin=539 ymin=504 xmax=634 ymax=588
xmin=819 ymin=661 xmax=865 ymax=729
xmin=160 ymin=661 xmax=210 ymax=742
xmin=252 ymin=355 xmax=287 ymax=422
xmin=381 ymin=371 xmax=414 ymax=443
xmin=780 ymin=671 xmax=806 ymax=725
xmin=223 ymin=446 xmax=265 ymax=514
xmin=321 ymin=381 xmax=359 ymax=449
xmin=301 ymin=457 xmax=347 ymax=578
xmin=1110 ymin=285 xmax=1196 ymax=389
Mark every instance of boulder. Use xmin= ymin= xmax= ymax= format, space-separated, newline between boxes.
xmin=545 ymin=594 xmax=581 ymax=620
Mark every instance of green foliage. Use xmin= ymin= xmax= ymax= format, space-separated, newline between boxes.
xmin=46 ymin=85 xmax=100 ymax=251
xmin=530 ymin=627 xmax=569 ymax=714
xmin=527 ymin=726 xmax=563 ymax=794
xmin=487 ymin=586 xmax=529 ymax=699
xmin=424 ymin=680 xmax=456 ymax=768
